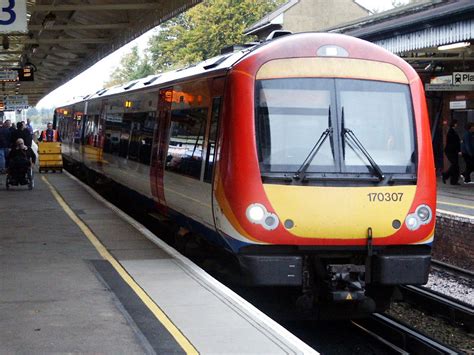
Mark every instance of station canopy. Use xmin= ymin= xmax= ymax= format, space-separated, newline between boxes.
xmin=2 ymin=0 xmax=200 ymax=106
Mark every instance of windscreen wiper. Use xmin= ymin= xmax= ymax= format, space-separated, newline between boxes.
xmin=342 ymin=126 xmax=385 ymax=181
xmin=294 ymin=106 xmax=332 ymax=181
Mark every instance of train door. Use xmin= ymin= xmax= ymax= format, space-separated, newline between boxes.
xmin=150 ymin=87 xmax=172 ymax=211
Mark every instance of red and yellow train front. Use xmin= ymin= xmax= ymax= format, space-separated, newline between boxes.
xmin=214 ymin=33 xmax=435 ymax=290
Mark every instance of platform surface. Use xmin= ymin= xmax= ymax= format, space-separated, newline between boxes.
xmin=437 ymin=177 xmax=474 ymax=219
xmin=0 ymin=171 xmax=315 ymax=354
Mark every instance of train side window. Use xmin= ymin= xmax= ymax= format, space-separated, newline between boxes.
xmin=166 ymin=108 xmax=207 ymax=179
xmin=204 ymin=97 xmax=221 ymax=183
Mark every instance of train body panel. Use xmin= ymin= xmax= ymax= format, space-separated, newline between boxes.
xmin=56 ymin=33 xmax=436 ymax=305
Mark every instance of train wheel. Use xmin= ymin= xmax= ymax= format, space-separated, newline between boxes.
xmin=367 ymin=285 xmax=395 ymax=312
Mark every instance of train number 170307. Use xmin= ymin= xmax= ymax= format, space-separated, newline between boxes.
xmin=367 ymin=192 xmax=403 ymax=202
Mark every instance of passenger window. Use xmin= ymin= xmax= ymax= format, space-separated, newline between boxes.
xmin=166 ymin=108 xmax=207 ymax=179
xmin=204 ymin=97 xmax=221 ymax=183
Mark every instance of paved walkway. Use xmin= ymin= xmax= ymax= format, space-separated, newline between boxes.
xmin=0 ymin=171 xmax=316 ymax=354
xmin=437 ymin=177 xmax=474 ymax=218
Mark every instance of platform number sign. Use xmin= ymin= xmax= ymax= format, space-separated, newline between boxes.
xmin=0 ymin=0 xmax=27 ymax=33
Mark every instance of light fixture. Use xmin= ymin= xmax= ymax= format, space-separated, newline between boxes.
xmin=438 ymin=42 xmax=470 ymax=51
xmin=245 ymin=203 xmax=280 ymax=230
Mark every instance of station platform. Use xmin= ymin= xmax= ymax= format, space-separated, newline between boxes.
xmin=436 ymin=177 xmax=474 ymax=219
xmin=0 ymin=171 xmax=316 ymax=354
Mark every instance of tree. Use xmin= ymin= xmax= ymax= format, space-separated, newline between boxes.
xmin=104 ymin=46 xmax=154 ymax=87
xmin=104 ymin=0 xmax=284 ymax=85
xmin=148 ymin=0 xmax=284 ymax=72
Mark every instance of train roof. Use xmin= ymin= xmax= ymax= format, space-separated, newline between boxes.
xmin=59 ymin=48 xmax=252 ymax=108
xmin=57 ymin=32 xmax=413 ymax=109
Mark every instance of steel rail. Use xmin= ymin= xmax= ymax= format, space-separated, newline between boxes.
xmin=431 ymin=259 xmax=474 ymax=280
xmin=352 ymin=313 xmax=459 ymax=354
xmin=399 ymin=285 xmax=474 ymax=332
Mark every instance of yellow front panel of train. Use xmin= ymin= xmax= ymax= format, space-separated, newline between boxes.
xmin=264 ymin=185 xmax=416 ymax=239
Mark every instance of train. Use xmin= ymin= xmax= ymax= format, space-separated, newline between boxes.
xmin=55 ymin=32 xmax=436 ymax=316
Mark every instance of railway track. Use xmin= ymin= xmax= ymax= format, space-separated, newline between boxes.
xmin=399 ymin=285 xmax=474 ymax=332
xmin=431 ymin=259 xmax=474 ymax=280
xmin=352 ymin=313 xmax=459 ymax=354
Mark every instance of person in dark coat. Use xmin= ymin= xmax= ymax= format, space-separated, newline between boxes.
xmin=442 ymin=120 xmax=461 ymax=185
xmin=7 ymin=138 xmax=36 ymax=182
xmin=11 ymin=121 xmax=32 ymax=148
xmin=461 ymin=123 xmax=474 ymax=183
xmin=0 ymin=120 xmax=11 ymax=172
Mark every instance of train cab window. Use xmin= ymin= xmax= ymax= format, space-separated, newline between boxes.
xmin=256 ymin=78 xmax=336 ymax=173
xmin=204 ymin=97 xmax=221 ymax=183
xmin=166 ymin=108 xmax=207 ymax=179
xmin=336 ymin=80 xmax=415 ymax=174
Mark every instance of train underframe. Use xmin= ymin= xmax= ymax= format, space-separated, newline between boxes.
xmin=237 ymin=244 xmax=432 ymax=316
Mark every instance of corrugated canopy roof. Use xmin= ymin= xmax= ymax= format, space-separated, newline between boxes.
xmin=2 ymin=0 xmax=200 ymax=107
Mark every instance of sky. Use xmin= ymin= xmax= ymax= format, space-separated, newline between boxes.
xmin=35 ymin=0 xmax=408 ymax=109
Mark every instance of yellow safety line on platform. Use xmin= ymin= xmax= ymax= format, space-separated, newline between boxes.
xmin=41 ymin=176 xmax=199 ymax=355
xmin=438 ymin=200 xmax=474 ymax=210
xmin=436 ymin=208 xmax=473 ymax=220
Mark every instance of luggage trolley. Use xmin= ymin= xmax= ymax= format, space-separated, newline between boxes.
xmin=38 ymin=142 xmax=63 ymax=173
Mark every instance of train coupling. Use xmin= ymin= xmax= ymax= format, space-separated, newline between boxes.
xmin=327 ymin=264 xmax=366 ymax=302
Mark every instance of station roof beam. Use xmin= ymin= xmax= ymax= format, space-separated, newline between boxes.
xmin=0 ymin=0 xmax=201 ymax=105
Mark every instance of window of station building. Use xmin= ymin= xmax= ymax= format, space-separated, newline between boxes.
xmin=166 ymin=108 xmax=207 ymax=179
xmin=204 ymin=97 xmax=221 ymax=183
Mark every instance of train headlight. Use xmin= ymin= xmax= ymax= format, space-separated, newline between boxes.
xmin=263 ymin=213 xmax=279 ymax=231
xmin=405 ymin=214 xmax=420 ymax=231
xmin=246 ymin=204 xmax=280 ymax=230
xmin=246 ymin=204 xmax=266 ymax=223
xmin=416 ymin=205 xmax=432 ymax=224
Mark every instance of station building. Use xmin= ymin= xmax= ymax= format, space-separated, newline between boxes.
xmin=247 ymin=0 xmax=474 ymax=174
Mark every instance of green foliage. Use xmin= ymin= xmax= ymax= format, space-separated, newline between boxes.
xmin=104 ymin=0 xmax=284 ymax=86
xmin=104 ymin=46 xmax=154 ymax=87
xmin=148 ymin=0 xmax=284 ymax=72
xmin=26 ymin=107 xmax=54 ymax=128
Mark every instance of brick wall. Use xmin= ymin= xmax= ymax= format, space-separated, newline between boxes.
xmin=432 ymin=211 xmax=474 ymax=270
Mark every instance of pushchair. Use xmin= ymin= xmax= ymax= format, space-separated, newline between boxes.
xmin=6 ymin=156 xmax=34 ymax=190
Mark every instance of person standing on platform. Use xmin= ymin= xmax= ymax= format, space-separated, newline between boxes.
xmin=442 ymin=120 xmax=461 ymax=185
xmin=38 ymin=122 xmax=61 ymax=142
xmin=0 ymin=120 xmax=12 ymax=173
xmin=461 ymin=123 xmax=474 ymax=183
xmin=26 ymin=118 xmax=34 ymax=136
xmin=12 ymin=121 xmax=33 ymax=148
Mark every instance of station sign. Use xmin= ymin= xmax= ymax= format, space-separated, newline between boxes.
xmin=0 ymin=0 xmax=28 ymax=33
xmin=425 ymin=84 xmax=474 ymax=92
xmin=453 ymin=72 xmax=474 ymax=86
xmin=106 ymin=113 xmax=123 ymax=123
xmin=4 ymin=95 xmax=28 ymax=110
xmin=0 ymin=69 xmax=18 ymax=82
xmin=449 ymin=101 xmax=466 ymax=110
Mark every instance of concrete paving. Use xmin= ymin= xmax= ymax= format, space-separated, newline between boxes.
xmin=437 ymin=177 xmax=474 ymax=218
xmin=0 ymin=172 xmax=316 ymax=354
xmin=0 ymin=174 xmax=149 ymax=354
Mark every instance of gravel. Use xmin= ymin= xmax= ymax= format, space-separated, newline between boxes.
xmin=425 ymin=269 xmax=474 ymax=306
xmin=387 ymin=303 xmax=474 ymax=353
